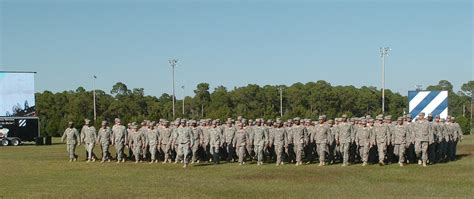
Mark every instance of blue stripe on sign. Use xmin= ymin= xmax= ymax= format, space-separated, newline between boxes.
xmin=410 ymin=91 xmax=440 ymax=117
xmin=431 ymin=98 xmax=448 ymax=117
xmin=408 ymin=91 xmax=418 ymax=102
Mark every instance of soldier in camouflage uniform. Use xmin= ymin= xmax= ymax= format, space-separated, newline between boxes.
xmin=314 ymin=116 xmax=330 ymax=166
xmin=209 ymin=120 xmax=223 ymax=164
xmin=129 ymin=124 xmax=145 ymax=163
xmin=355 ymin=119 xmax=372 ymax=166
xmin=81 ymin=119 xmax=97 ymax=162
xmin=174 ymin=119 xmax=194 ymax=168
xmin=145 ymin=121 xmax=159 ymax=163
xmin=446 ymin=116 xmax=463 ymax=161
xmin=190 ymin=120 xmax=203 ymax=164
xmin=233 ymin=122 xmax=248 ymax=165
xmin=373 ymin=115 xmax=389 ymax=166
xmin=336 ymin=115 xmax=353 ymax=166
xmin=413 ymin=112 xmax=434 ymax=167
xmin=112 ymin=118 xmax=128 ymax=163
xmin=97 ymin=121 xmax=112 ymax=163
xmin=285 ymin=120 xmax=295 ymax=163
xmin=435 ymin=117 xmax=449 ymax=162
xmin=270 ymin=120 xmax=287 ymax=166
xmin=201 ymin=120 xmax=211 ymax=162
xmin=291 ymin=117 xmax=306 ymax=166
xmin=392 ymin=117 xmax=408 ymax=166
xmin=404 ymin=114 xmax=416 ymax=164
xmin=159 ymin=120 xmax=173 ymax=163
xmin=327 ymin=119 xmax=337 ymax=164
xmin=61 ymin=122 xmax=80 ymax=162
xmin=253 ymin=119 xmax=268 ymax=165
xmin=223 ymin=119 xmax=236 ymax=162
xmin=245 ymin=119 xmax=255 ymax=161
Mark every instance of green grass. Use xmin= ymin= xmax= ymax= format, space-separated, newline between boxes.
xmin=0 ymin=136 xmax=473 ymax=198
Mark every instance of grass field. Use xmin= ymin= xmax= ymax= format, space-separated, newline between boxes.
xmin=0 ymin=136 xmax=473 ymax=198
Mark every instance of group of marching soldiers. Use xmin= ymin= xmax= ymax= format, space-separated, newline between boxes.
xmin=61 ymin=112 xmax=463 ymax=168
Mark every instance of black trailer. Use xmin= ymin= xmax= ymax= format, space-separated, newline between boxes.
xmin=0 ymin=117 xmax=40 ymax=146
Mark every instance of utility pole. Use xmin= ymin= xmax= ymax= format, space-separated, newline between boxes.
xmin=93 ymin=75 xmax=97 ymax=122
xmin=182 ymin=85 xmax=185 ymax=116
xmin=380 ymin=47 xmax=390 ymax=115
xmin=471 ymin=90 xmax=473 ymax=135
xmin=279 ymin=87 xmax=283 ymax=117
xmin=169 ymin=59 xmax=178 ymax=119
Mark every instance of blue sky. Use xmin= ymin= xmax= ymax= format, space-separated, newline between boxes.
xmin=1 ymin=0 xmax=472 ymax=98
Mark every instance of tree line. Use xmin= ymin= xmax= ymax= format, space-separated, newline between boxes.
xmin=35 ymin=80 xmax=473 ymax=136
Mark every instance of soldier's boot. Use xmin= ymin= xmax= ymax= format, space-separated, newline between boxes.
xmin=379 ymin=161 xmax=385 ymax=166
xmin=318 ymin=162 xmax=323 ymax=167
xmin=418 ymin=160 xmax=422 ymax=165
xmin=122 ymin=159 xmax=125 ymax=163
xmin=422 ymin=161 xmax=427 ymax=167
xmin=399 ymin=162 xmax=404 ymax=167
xmin=73 ymin=158 xmax=77 ymax=162
xmin=341 ymin=164 xmax=347 ymax=167
xmin=69 ymin=159 xmax=73 ymax=163
xmin=162 ymin=159 xmax=167 ymax=164
xmin=117 ymin=159 xmax=120 ymax=164
xmin=362 ymin=162 xmax=367 ymax=166
xmin=183 ymin=163 xmax=188 ymax=168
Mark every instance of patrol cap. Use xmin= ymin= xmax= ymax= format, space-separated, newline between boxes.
xmin=68 ymin=121 xmax=74 ymax=125
xmin=397 ymin=117 xmax=403 ymax=121
xmin=150 ymin=121 xmax=156 ymax=126
xmin=294 ymin=117 xmax=300 ymax=121
xmin=428 ymin=113 xmax=433 ymax=117
xmin=360 ymin=119 xmax=367 ymax=123
xmin=84 ymin=119 xmax=91 ymax=124
xmin=384 ymin=115 xmax=392 ymax=120
xmin=212 ymin=120 xmax=217 ymax=125
xmin=342 ymin=114 xmax=348 ymax=118
xmin=328 ymin=119 xmax=334 ymax=124
xmin=101 ymin=121 xmax=108 ymax=125
xmin=115 ymin=118 xmax=121 ymax=123
xmin=318 ymin=115 xmax=324 ymax=120
xmin=368 ymin=119 xmax=374 ymax=123
xmin=406 ymin=114 xmax=412 ymax=119
xmin=419 ymin=112 xmax=425 ymax=116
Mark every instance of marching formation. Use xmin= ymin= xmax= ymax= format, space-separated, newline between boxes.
xmin=61 ymin=112 xmax=464 ymax=168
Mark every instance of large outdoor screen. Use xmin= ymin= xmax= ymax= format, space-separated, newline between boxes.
xmin=0 ymin=72 xmax=36 ymax=117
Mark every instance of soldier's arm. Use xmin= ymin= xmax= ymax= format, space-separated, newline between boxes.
xmin=61 ymin=130 xmax=67 ymax=143
xmin=190 ymin=130 xmax=195 ymax=147
xmin=74 ymin=129 xmax=81 ymax=146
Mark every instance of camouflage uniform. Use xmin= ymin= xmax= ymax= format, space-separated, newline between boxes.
xmin=61 ymin=126 xmax=80 ymax=160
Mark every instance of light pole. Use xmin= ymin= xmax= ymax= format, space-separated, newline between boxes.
xmin=169 ymin=59 xmax=178 ymax=119
xmin=182 ymin=85 xmax=185 ymax=116
xmin=93 ymin=75 xmax=97 ymax=122
xmin=279 ymin=87 xmax=283 ymax=117
xmin=380 ymin=47 xmax=390 ymax=114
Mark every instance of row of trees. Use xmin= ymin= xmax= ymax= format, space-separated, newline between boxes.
xmin=35 ymin=80 xmax=473 ymax=136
